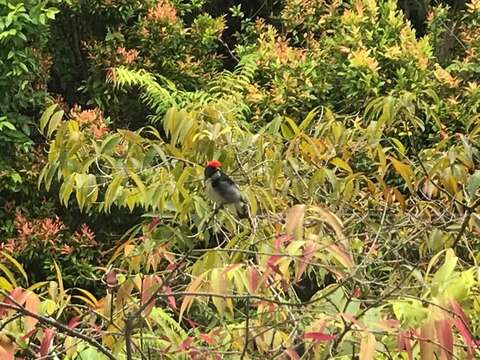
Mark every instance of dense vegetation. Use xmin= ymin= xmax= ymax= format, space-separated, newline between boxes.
xmin=1 ymin=0 xmax=480 ymax=358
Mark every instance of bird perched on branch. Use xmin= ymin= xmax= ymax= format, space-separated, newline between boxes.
xmin=204 ymin=160 xmax=249 ymax=219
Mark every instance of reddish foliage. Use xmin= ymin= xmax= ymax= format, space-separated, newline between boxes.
xmin=435 ymin=319 xmax=453 ymax=360
xmin=199 ymin=333 xmax=214 ymax=345
xmin=163 ymin=286 xmax=177 ymax=309
xmin=247 ymin=266 xmax=260 ymax=293
xmin=352 ymin=287 xmax=361 ymax=298
xmin=449 ymin=298 xmax=476 ymax=359
xmin=147 ymin=0 xmax=177 ymax=23
xmin=304 ymin=332 xmax=336 ymax=341
xmin=284 ymin=348 xmax=300 ymax=360
xmin=0 ymin=288 xmax=26 ymax=316
xmin=273 ymin=234 xmax=293 ymax=250
xmin=396 ymin=330 xmax=413 ymax=360
xmin=179 ymin=336 xmax=193 ymax=351
xmin=105 ymin=271 xmax=118 ymax=289
xmin=148 ymin=217 xmax=160 ymax=230
xmin=67 ymin=316 xmax=81 ymax=329
xmin=39 ymin=328 xmax=55 ymax=357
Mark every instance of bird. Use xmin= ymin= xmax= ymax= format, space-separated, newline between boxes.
xmin=204 ymin=160 xmax=249 ymax=219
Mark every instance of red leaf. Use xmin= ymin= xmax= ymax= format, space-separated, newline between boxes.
xmin=67 ymin=316 xmax=81 ymax=329
xmin=163 ymin=286 xmax=176 ymax=309
xmin=273 ymin=234 xmax=293 ymax=250
xmin=435 ymin=319 xmax=453 ymax=360
xmin=352 ymin=287 xmax=361 ymax=298
xmin=450 ymin=299 xmax=475 ymax=360
xmin=267 ymin=255 xmax=283 ymax=275
xmin=0 ymin=287 xmax=26 ymax=316
xmin=340 ymin=313 xmax=365 ymax=330
xmin=166 ymin=262 xmax=177 ymax=271
xmin=141 ymin=275 xmax=162 ymax=317
xmin=377 ymin=319 xmax=400 ymax=332
xmin=247 ymin=266 xmax=260 ymax=293
xmin=420 ymin=321 xmax=435 ymax=360
xmin=304 ymin=332 xmax=336 ymax=341
xmin=39 ymin=328 xmax=55 ymax=357
xmin=20 ymin=328 xmax=36 ymax=341
xmin=360 ymin=333 xmax=376 ymax=360
xmin=105 ymin=271 xmax=118 ymax=288
xmin=179 ymin=337 xmax=193 ymax=351
xmin=284 ymin=348 xmax=300 ymax=360
xmin=185 ymin=318 xmax=198 ymax=329
xmin=396 ymin=330 xmax=413 ymax=360
xmin=148 ymin=217 xmax=159 ymax=230
xmin=295 ymin=241 xmax=317 ymax=281
xmin=267 ymin=255 xmax=282 ymax=267
xmin=24 ymin=291 xmax=40 ymax=333
xmin=199 ymin=333 xmax=214 ymax=345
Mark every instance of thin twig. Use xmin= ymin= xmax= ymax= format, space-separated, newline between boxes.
xmin=240 ymin=297 xmax=250 ymax=359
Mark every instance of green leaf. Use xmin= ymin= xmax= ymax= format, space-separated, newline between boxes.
xmin=330 ymin=157 xmax=352 ymax=173
xmin=118 ymin=129 xmax=143 ymax=144
xmin=0 ymin=120 xmax=16 ymax=131
xmin=432 ymin=249 xmax=457 ymax=287
xmin=76 ymin=346 xmax=109 ymax=360
xmin=0 ymin=251 xmax=28 ymax=285
xmin=43 ymin=163 xmax=59 ymax=191
xmin=75 ymin=174 xmax=98 ymax=211
xmin=0 ymin=263 xmax=16 ymax=288
xmin=39 ymin=104 xmax=57 ymax=134
xmin=128 ymin=171 xmax=146 ymax=199
xmin=467 ymin=171 xmax=480 ymax=198
xmin=100 ymin=133 xmax=122 ymax=154
xmin=299 ymin=107 xmax=319 ymax=131
xmin=47 ymin=109 xmax=64 ymax=138
xmin=0 ymin=276 xmax=13 ymax=292
xmin=104 ymin=175 xmax=123 ymax=212
xmin=59 ymin=174 xmax=75 ymax=206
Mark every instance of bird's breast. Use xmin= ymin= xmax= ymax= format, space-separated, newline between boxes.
xmin=205 ymin=178 xmax=226 ymax=204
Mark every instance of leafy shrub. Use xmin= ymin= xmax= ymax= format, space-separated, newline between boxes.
xmin=1 ymin=0 xmax=480 ymax=358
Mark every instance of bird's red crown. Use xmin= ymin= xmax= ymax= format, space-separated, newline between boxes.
xmin=207 ymin=160 xmax=222 ymax=168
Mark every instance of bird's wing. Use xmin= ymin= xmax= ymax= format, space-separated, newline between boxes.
xmin=211 ymin=172 xmax=241 ymax=203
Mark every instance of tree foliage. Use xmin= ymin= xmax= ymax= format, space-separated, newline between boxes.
xmin=0 ymin=0 xmax=480 ymax=359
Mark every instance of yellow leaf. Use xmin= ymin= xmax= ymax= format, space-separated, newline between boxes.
xmin=0 ymin=263 xmax=16 ymax=288
xmin=210 ymin=269 xmax=228 ymax=316
xmin=330 ymin=157 xmax=353 ymax=173
xmin=286 ymin=205 xmax=305 ymax=241
xmin=0 ymin=251 xmax=28 ymax=285
xmin=311 ymin=206 xmax=345 ymax=244
xmin=359 ymin=333 xmax=376 ymax=360
xmin=42 ymin=299 xmax=57 ymax=315
xmin=179 ymin=273 xmax=207 ymax=321
xmin=0 ymin=277 xmax=13 ymax=292
xmin=53 ymin=261 xmax=65 ymax=304
xmin=390 ymin=157 xmax=414 ymax=192
xmin=75 ymin=288 xmax=98 ymax=307
xmin=326 ymin=244 xmax=354 ymax=269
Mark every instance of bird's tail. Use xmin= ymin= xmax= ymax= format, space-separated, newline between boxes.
xmin=235 ymin=198 xmax=249 ymax=219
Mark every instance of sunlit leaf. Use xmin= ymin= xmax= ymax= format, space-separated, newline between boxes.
xmin=24 ymin=291 xmax=40 ymax=333
xmin=179 ymin=273 xmax=207 ymax=321
xmin=285 ymin=204 xmax=305 ymax=241
xmin=359 ymin=333 xmax=376 ymax=360
xmin=435 ymin=319 xmax=453 ymax=360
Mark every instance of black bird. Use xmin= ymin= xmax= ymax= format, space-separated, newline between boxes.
xmin=204 ymin=160 xmax=249 ymax=219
